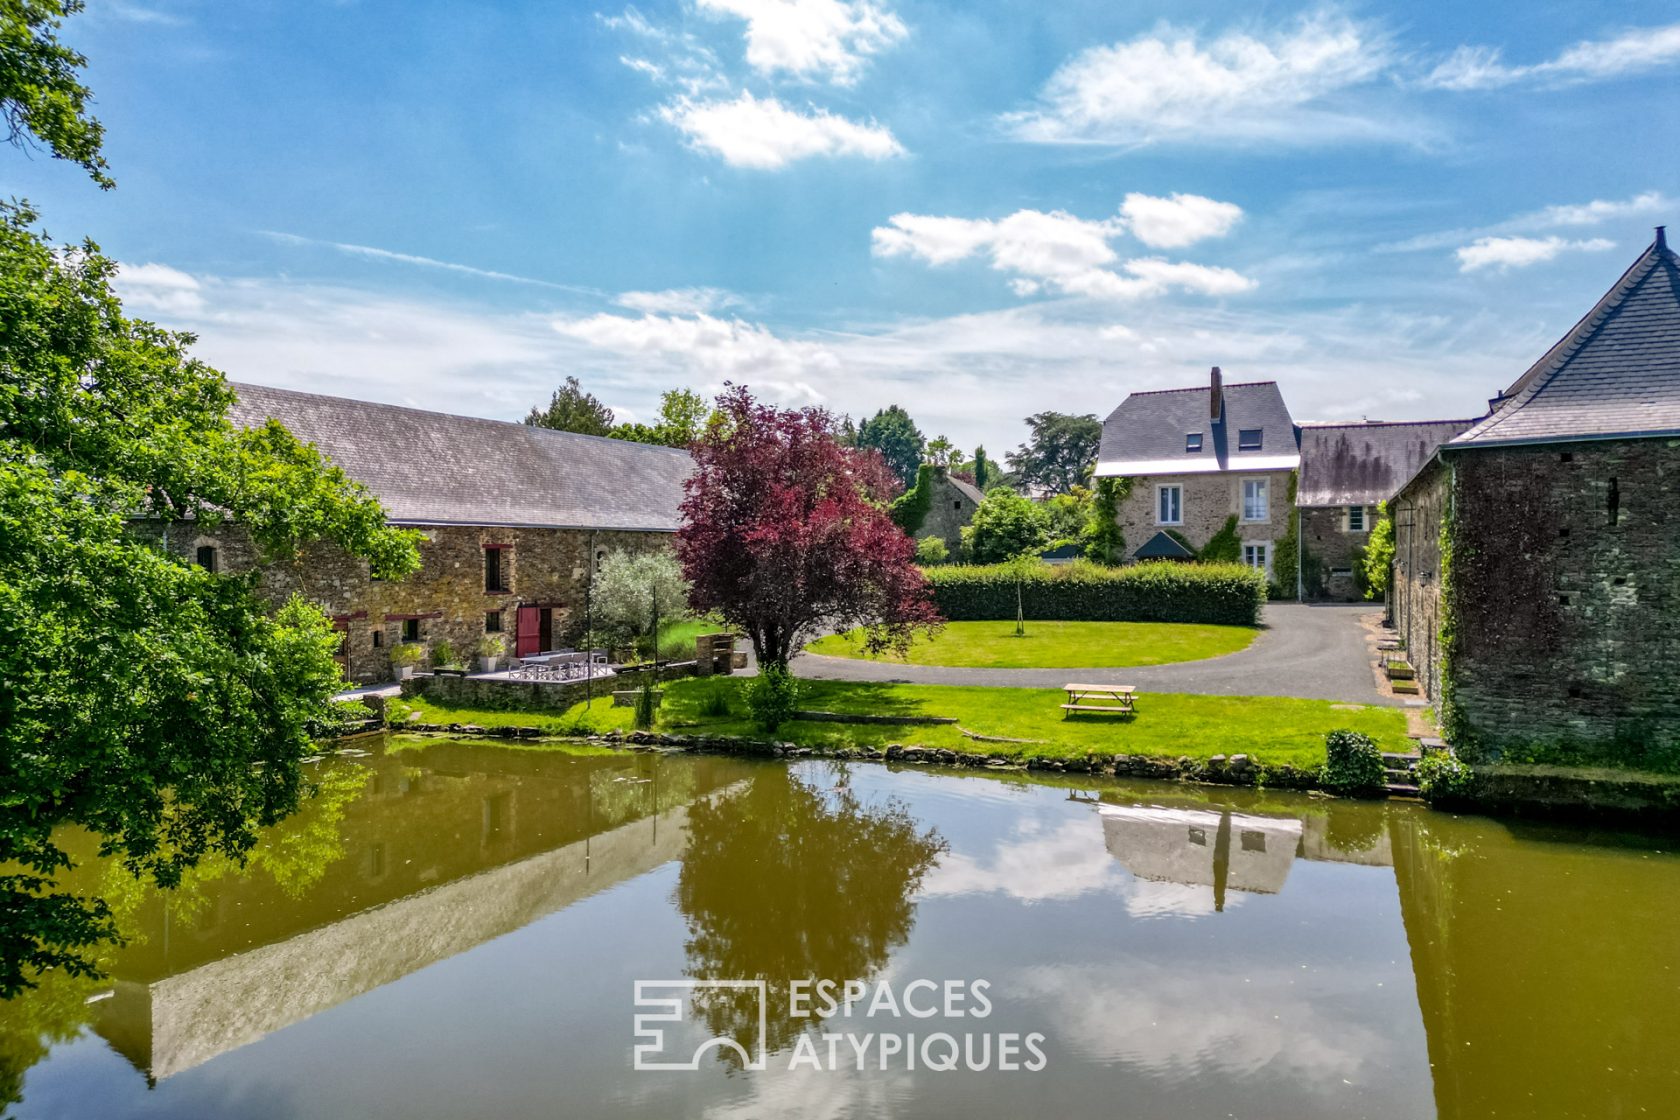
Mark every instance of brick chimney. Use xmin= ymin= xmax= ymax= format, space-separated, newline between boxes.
xmin=1209 ymin=366 xmax=1224 ymax=421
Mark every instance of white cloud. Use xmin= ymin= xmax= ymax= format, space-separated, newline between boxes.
xmin=696 ymin=0 xmax=906 ymax=86
xmin=1455 ymin=235 xmax=1615 ymax=273
xmin=1004 ymin=12 xmax=1394 ymax=146
xmin=659 ymin=91 xmax=903 ymax=168
xmin=553 ymin=310 xmax=840 ymax=386
xmin=872 ymin=207 xmax=1254 ymax=301
xmin=1530 ymin=191 xmax=1673 ymax=228
xmin=614 ymin=287 xmax=742 ymax=314
xmin=1421 ymin=22 xmax=1680 ymax=90
xmin=117 ymin=262 xmax=205 ymax=316
xmin=602 ymin=7 xmax=729 ymax=95
xmin=1120 ymin=192 xmax=1245 ymax=248
xmin=262 ymin=231 xmax=594 ymax=292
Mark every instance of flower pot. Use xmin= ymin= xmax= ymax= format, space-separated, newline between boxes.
xmin=475 ymin=655 xmax=500 ymax=673
xmin=396 ymin=666 xmax=415 ymax=680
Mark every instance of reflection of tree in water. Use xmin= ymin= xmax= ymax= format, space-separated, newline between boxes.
xmin=675 ymin=765 xmax=945 ymax=1065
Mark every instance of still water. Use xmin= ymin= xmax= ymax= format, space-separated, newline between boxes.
xmin=3 ymin=738 xmax=1678 ymax=1119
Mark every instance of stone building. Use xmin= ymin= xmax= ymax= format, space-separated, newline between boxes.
xmin=1094 ymin=367 xmax=1300 ymax=580
xmin=1390 ymin=232 xmax=1680 ymax=758
xmin=1295 ymin=419 xmax=1473 ymax=601
xmin=916 ymin=470 xmax=984 ymax=553
xmin=152 ymin=383 xmax=691 ymax=683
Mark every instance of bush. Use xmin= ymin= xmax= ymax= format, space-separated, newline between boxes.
xmin=633 ymin=678 xmax=659 ymax=730
xmin=698 ymin=685 xmax=732 ymax=718
xmin=923 ymin=559 xmax=1265 ymax=626
xmin=474 ymin=633 xmax=505 ymax=659
xmin=390 ymin=641 xmax=423 ymax=668
xmin=745 ymin=663 xmax=801 ymax=733
xmin=1321 ymin=729 xmax=1386 ymax=794
xmin=962 ymin=487 xmax=1051 ymax=564
xmin=1415 ymin=753 xmax=1475 ymax=803
xmin=915 ymin=536 xmax=950 ymax=565
xmin=430 ymin=638 xmax=462 ymax=669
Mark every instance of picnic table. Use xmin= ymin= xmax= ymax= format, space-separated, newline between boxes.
xmin=1060 ymin=682 xmax=1137 ymax=717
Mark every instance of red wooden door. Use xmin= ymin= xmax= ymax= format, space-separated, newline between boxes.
xmin=516 ymin=605 xmax=541 ymax=657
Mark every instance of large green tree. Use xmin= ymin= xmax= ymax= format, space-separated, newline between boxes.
xmin=1 ymin=1 xmax=110 ymax=187
xmin=1006 ymin=411 xmax=1102 ymax=495
xmin=854 ymin=404 xmax=925 ymax=488
xmin=523 ymin=375 xmax=616 ymax=436
xmin=961 ymin=486 xmax=1051 ymax=564
xmin=609 ymin=387 xmax=710 ymax=448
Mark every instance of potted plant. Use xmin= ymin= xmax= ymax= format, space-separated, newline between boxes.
xmin=390 ymin=642 xmax=423 ymax=680
xmin=474 ymin=634 xmax=505 ymax=673
xmin=431 ymin=638 xmax=464 ymax=675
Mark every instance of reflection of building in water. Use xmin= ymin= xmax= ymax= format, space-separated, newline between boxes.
xmin=1099 ymin=801 xmax=1393 ymax=912
xmin=91 ymin=744 xmax=750 ymax=1083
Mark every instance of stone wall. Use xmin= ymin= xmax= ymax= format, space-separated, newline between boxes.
xmin=402 ymin=660 xmax=699 ymax=714
xmin=1390 ymin=459 xmax=1449 ymax=707
xmin=143 ymin=521 xmax=672 ymax=682
xmin=1301 ymin=505 xmax=1375 ymax=601
xmin=1114 ymin=468 xmax=1295 ymax=572
xmin=918 ymin=473 xmax=980 ymax=552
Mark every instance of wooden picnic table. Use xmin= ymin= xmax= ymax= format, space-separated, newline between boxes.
xmin=1060 ymin=682 xmax=1137 ymax=717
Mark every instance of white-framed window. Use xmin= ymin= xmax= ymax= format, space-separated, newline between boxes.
xmin=1242 ymin=541 xmax=1270 ymax=575
xmin=1346 ymin=505 xmax=1366 ymax=532
xmin=1242 ymin=478 xmax=1269 ymax=522
xmin=1238 ymin=429 xmax=1263 ymax=451
xmin=1185 ymin=433 xmax=1203 ymax=453
xmin=1156 ymin=484 xmax=1183 ymax=525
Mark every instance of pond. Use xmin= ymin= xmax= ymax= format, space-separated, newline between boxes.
xmin=3 ymin=739 xmax=1677 ymax=1119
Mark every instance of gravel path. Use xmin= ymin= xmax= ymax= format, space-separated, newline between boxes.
xmin=791 ymin=603 xmax=1397 ymax=705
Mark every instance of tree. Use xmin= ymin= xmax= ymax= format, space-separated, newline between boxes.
xmin=962 ymin=486 xmax=1051 ymax=564
xmin=1081 ymin=476 xmax=1128 ymax=564
xmin=676 ymin=386 xmax=941 ymax=669
xmin=1044 ymin=485 xmax=1092 ymax=545
xmin=1362 ymin=501 xmax=1396 ymax=601
xmin=610 ymin=387 xmax=710 ymax=448
xmin=523 ymin=376 xmax=615 ymax=436
xmin=854 ymin=404 xmax=925 ymax=488
xmin=592 ymin=549 xmax=690 ymax=650
xmin=1006 ymin=412 xmax=1102 ymax=495
xmin=0 ymin=204 xmax=420 ymax=994
xmin=925 ymin=434 xmax=962 ymax=470
xmin=970 ymin=445 xmax=996 ymax=491
xmin=1 ymin=2 xmax=111 ymax=187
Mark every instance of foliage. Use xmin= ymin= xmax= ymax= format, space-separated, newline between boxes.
xmin=389 ymin=641 xmax=424 ymax=668
xmin=1043 ymin=485 xmax=1092 ymax=546
xmin=474 ymin=633 xmax=505 ymax=659
xmin=1437 ymin=491 xmax=1467 ymax=744
xmin=610 ymin=387 xmax=710 ymax=448
xmin=961 ymin=486 xmax=1051 ymax=564
xmin=889 ymin=462 xmax=935 ymax=534
xmin=914 ymin=535 xmax=949 ymax=565
xmin=1415 ymin=753 xmax=1476 ymax=802
xmin=1321 ymin=730 xmax=1386 ymax=794
xmin=970 ymin=445 xmax=996 ymax=491
xmin=593 ymin=549 xmax=690 ymax=646
xmin=1081 ymin=476 xmax=1128 ymax=564
xmin=1270 ymin=471 xmax=1301 ymax=599
xmin=744 ymin=663 xmax=800 ymax=732
xmin=924 ymin=560 xmax=1267 ymax=626
xmin=633 ymin=677 xmax=659 ymax=730
xmin=1200 ymin=514 xmax=1242 ymax=563
xmin=522 ymin=375 xmax=615 ymax=436
xmin=854 ymin=404 xmax=925 ymax=487
xmin=1362 ymin=501 xmax=1396 ymax=600
xmin=924 ymin=434 xmax=962 ymax=470
xmin=430 ymin=638 xmax=462 ymax=669
xmin=0 ymin=204 xmax=419 ymax=993
xmin=806 ymin=619 xmax=1258 ymax=668
xmin=676 ymin=386 xmax=942 ymax=670
xmin=0 ymin=1 xmax=110 ymax=187
xmin=1005 ymin=411 xmax=1101 ymax=495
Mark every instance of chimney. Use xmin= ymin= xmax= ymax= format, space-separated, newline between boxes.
xmin=1657 ymin=226 xmax=1668 ymax=252
xmin=1209 ymin=366 xmax=1223 ymax=421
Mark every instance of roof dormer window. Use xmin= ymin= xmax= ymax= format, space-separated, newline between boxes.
xmin=1185 ymin=433 xmax=1203 ymax=453
xmin=1237 ymin=429 xmax=1263 ymax=451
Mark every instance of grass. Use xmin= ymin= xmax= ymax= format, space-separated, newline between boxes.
xmin=398 ymin=678 xmax=1409 ymax=770
xmin=630 ymin=617 xmax=729 ymax=661
xmin=804 ymin=620 xmax=1257 ymax=669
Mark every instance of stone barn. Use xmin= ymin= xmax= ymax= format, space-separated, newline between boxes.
xmin=148 ymin=383 xmax=692 ymax=683
xmin=1390 ymin=231 xmax=1680 ymax=761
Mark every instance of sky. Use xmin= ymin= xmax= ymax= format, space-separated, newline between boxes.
xmin=11 ymin=0 xmax=1680 ymax=452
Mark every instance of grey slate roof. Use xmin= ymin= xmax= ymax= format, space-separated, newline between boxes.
xmin=947 ymin=475 xmax=985 ymax=505
xmin=1450 ymin=234 xmax=1680 ymax=449
xmin=1297 ymin=419 xmax=1476 ymax=507
xmin=229 ymin=383 xmax=691 ymax=531
xmin=1095 ymin=380 xmax=1300 ymax=477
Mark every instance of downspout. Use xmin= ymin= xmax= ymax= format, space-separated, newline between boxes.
xmin=1295 ymin=505 xmax=1303 ymax=602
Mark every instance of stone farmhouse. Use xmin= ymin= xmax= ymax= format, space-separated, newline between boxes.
xmin=1094 ymin=368 xmax=1301 ymax=579
xmin=1295 ymin=419 xmax=1474 ymax=600
xmin=917 ymin=470 xmax=985 ymax=554
xmin=151 ymin=383 xmax=692 ymax=683
xmin=1390 ymin=232 xmax=1680 ymax=758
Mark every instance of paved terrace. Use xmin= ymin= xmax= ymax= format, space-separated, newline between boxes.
xmin=792 ymin=603 xmax=1400 ymax=706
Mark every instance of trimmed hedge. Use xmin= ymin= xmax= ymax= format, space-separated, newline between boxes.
xmin=922 ymin=560 xmax=1265 ymax=626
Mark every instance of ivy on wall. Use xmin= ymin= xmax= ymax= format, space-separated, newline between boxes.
xmin=1200 ymin=514 xmax=1241 ymax=563
xmin=1271 ymin=470 xmax=1302 ymax=598
xmin=890 ymin=463 xmax=935 ymax=535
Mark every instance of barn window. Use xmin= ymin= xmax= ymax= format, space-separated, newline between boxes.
xmin=484 ymin=547 xmax=508 ymax=593
xmin=195 ymin=544 xmax=218 ymax=572
xmin=372 ymin=630 xmax=383 ymax=648
xmin=1346 ymin=505 xmax=1366 ymax=532
xmin=485 ymin=611 xmax=503 ymax=633
xmin=1607 ymin=477 xmax=1619 ymax=526
xmin=402 ymin=618 xmax=421 ymax=642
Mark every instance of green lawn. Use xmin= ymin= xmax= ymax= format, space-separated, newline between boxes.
xmin=804 ymin=620 xmax=1257 ymax=669
xmin=396 ymin=678 xmax=1407 ymax=770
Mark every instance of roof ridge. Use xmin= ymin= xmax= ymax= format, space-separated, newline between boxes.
xmin=1125 ymin=380 xmax=1278 ymax=398
xmin=1301 ymin=418 xmax=1480 ymax=430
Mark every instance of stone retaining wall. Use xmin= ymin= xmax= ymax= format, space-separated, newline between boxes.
xmin=401 ymin=661 xmax=698 ymax=713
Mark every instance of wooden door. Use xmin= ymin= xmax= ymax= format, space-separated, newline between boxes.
xmin=516 ymin=605 xmax=541 ymax=657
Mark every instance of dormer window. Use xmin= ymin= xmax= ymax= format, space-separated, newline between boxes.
xmin=1185 ymin=433 xmax=1203 ymax=453
xmin=1237 ymin=429 xmax=1263 ymax=451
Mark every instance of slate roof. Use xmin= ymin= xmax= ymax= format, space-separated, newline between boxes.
xmin=1450 ymin=233 xmax=1680 ymax=449
xmin=947 ymin=475 xmax=985 ymax=505
xmin=228 ymin=383 xmax=692 ymax=531
xmin=1297 ymin=419 xmax=1476 ymax=507
xmin=1133 ymin=531 xmax=1196 ymax=560
xmin=1095 ymin=380 xmax=1300 ymax=477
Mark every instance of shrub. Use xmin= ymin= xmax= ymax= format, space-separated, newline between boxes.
xmin=962 ymin=487 xmax=1050 ymax=564
xmin=1321 ymin=729 xmax=1386 ymax=794
xmin=1415 ymin=753 xmax=1475 ymax=803
xmin=474 ymin=634 xmax=505 ymax=659
xmin=390 ymin=641 xmax=423 ymax=668
xmin=915 ymin=536 xmax=950 ymax=565
xmin=633 ymin=678 xmax=659 ymax=730
xmin=922 ymin=559 xmax=1265 ymax=626
xmin=745 ymin=664 xmax=801 ymax=733
xmin=430 ymin=638 xmax=462 ymax=669
xmin=698 ymin=685 xmax=732 ymax=718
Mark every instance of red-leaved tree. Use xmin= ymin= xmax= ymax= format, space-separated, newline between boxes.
xmin=677 ymin=386 xmax=942 ymax=669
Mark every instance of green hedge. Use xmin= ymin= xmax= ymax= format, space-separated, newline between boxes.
xmin=923 ymin=560 xmax=1265 ymax=626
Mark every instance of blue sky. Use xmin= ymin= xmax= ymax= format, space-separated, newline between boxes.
xmin=13 ymin=0 xmax=1680 ymax=450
